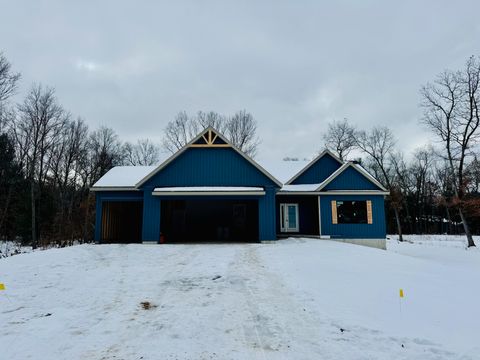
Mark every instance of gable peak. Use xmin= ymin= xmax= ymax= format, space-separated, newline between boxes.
xmin=190 ymin=127 xmax=229 ymax=147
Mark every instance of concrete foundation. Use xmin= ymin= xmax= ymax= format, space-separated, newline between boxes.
xmin=329 ymin=238 xmax=387 ymax=250
xmin=275 ymin=236 xmax=386 ymax=250
xmin=140 ymin=238 xmax=386 ymax=250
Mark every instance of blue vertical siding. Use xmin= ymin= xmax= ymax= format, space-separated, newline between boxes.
xmin=258 ymin=187 xmax=277 ymax=241
xmin=142 ymin=187 xmax=161 ymax=242
xmin=323 ymin=166 xmax=382 ymax=190
xmin=275 ymin=195 xmax=319 ymax=235
xmin=94 ymin=195 xmax=102 ymax=243
xmin=142 ymin=148 xmax=279 ymax=188
xmin=146 ymin=193 xmax=274 ymax=241
xmin=291 ymin=153 xmax=341 ymax=184
xmin=320 ymin=195 xmax=386 ymax=238
xmin=94 ymin=143 xmax=388 ymax=243
xmin=94 ymin=191 xmax=144 ymax=243
xmin=139 ymin=147 xmax=280 ymax=242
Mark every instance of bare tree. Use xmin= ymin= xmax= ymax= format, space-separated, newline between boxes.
xmin=420 ymin=56 xmax=480 ymax=247
xmin=49 ymin=118 xmax=89 ymax=189
xmin=162 ymin=111 xmax=196 ymax=153
xmin=225 ymin=110 xmax=259 ymax=157
xmin=0 ymin=54 xmax=20 ymax=236
xmin=48 ymin=118 xmax=89 ymax=242
xmin=465 ymin=155 xmax=480 ymax=193
xmin=0 ymin=132 xmax=22 ymax=237
xmin=0 ymin=53 xmax=20 ymax=132
xmin=355 ymin=127 xmax=396 ymax=184
xmin=88 ymin=126 xmax=124 ymax=184
xmin=434 ymin=159 xmax=457 ymax=234
xmin=123 ymin=138 xmax=161 ymax=166
xmin=0 ymin=52 xmax=21 ymax=104
xmin=12 ymin=84 xmax=68 ymax=248
xmin=390 ymin=151 xmax=415 ymax=233
xmin=408 ymin=147 xmax=437 ymax=233
xmin=355 ymin=126 xmax=405 ymax=241
xmin=195 ymin=111 xmax=227 ymax=133
xmin=323 ymin=118 xmax=356 ymax=161
xmin=162 ymin=110 xmax=259 ymax=157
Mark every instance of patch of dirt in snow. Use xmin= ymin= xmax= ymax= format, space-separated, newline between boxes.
xmin=140 ymin=301 xmax=157 ymax=310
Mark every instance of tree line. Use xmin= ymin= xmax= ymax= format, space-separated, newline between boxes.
xmin=0 ymin=83 xmax=161 ymax=247
xmin=322 ymin=56 xmax=480 ymax=247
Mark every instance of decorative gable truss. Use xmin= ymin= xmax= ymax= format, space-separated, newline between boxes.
xmin=190 ymin=129 xmax=230 ymax=147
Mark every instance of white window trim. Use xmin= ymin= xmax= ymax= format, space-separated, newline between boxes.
xmin=280 ymin=203 xmax=299 ymax=233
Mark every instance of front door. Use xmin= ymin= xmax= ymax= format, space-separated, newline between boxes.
xmin=280 ymin=203 xmax=299 ymax=232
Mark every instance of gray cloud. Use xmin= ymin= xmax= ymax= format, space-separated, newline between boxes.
xmin=1 ymin=0 xmax=479 ymax=161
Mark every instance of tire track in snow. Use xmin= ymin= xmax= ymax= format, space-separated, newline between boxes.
xmin=218 ymin=244 xmax=297 ymax=360
xmin=93 ymin=244 xmax=206 ymax=360
xmin=233 ymin=246 xmax=282 ymax=360
xmin=226 ymin=244 xmax=333 ymax=359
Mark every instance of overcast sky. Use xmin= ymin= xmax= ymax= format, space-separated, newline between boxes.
xmin=1 ymin=0 xmax=479 ymax=162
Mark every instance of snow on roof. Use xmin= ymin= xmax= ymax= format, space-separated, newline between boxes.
xmin=279 ymin=184 xmax=323 ymax=192
xmin=91 ymin=159 xmax=386 ymax=193
xmin=92 ymin=166 xmax=156 ymax=188
xmin=258 ymin=159 xmax=311 ymax=184
xmin=153 ymin=186 xmax=264 ymax=192
xmin=92 ymin=159 xmax=321 ymax=189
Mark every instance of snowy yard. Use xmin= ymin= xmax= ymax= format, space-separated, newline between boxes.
xmin=1 ymin=237 xmax=479 ymax=360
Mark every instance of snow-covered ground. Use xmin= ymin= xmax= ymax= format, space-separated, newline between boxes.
xmin=0 ymin=241 xmax=32 ymax=258
xmin=389 ymin=233 xmax=479 ymax=249
xmin=1 ymin=237 xmax=479 ymax=359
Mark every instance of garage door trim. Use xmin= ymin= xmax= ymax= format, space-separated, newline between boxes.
xmin=152 ymin=186 xmax=265 ymax=196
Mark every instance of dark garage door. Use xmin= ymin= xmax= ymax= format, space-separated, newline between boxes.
xmin=161 ymin=199 xmax=259 ymax=243
xmin=101 ymin=201 xmax=143 ymax=243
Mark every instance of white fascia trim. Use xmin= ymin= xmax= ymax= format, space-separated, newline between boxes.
xmin=152 ymin=191 xmax=266 ymax=196
xmin=277 ymin=190 xmax=390 ymax=196
xmin=201 ymin=129 xmax=282 ymax=188
xmin=276 ymin=191 xmax=320 ymax=195
xmin=314 ymin=162 xmax=351 ymax=191
xmin=317 ymin=190 xmax=390 ymax=195
xmin=285 ymin=149 xmax=344 ymax=185
xmin=315 ymin=162 xmax=388 ymax=192
xmin=134 ymin=133 xmax=204 ymax=187
xmin=350 ymin=163 xmax=389 ymax=192
xmin=90 ymin=187 xmax=140 ymax=192
xmin=136 ymin=126 xmax=283 ymax=188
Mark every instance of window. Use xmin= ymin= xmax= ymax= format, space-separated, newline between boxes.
xmin=280 ymin=203 xmax=299 ymax=232
xmin=333 ymin=200 xmax=372 ymax=224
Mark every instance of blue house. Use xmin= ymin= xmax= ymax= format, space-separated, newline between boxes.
xmin=91 ymin=127 xmax=389 ymax=249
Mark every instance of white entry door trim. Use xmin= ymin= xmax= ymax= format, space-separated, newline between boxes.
xmin=280 ymin=203 xmax=299 ymax=232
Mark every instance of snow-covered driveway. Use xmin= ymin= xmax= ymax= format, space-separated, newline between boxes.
xmin=1 ymin=240 xmax=479 ymax=359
